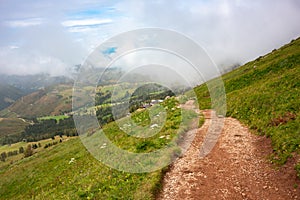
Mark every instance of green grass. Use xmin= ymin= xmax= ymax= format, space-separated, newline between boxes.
xmin=0 ymin=97 xmax=198 ymax=199
xmin=0 ymin=118 xmax=28 ymax=138
xmin=38 ymin=115 xmax=70 ymax=122
xmin=80 ymin=97 xmax=198 ymax=173
xmin=0 ymin=136 xmax=69 ymax=170
xmin=0 ymin=138 xmax=163 ymax=200
xmin=0 ymin=136 xmax=68 ymax=154
xmin=194 ymin=37 xmax=300 ymax=171
xmin=104 ymin=98 xmax=197 ymax=153
xmin=97 ymin=83 xmax=136 ymax=102
xmin=0 ymin=109 xmax=18 ymax=118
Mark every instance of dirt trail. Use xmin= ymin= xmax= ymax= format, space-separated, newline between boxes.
xmin=158 ymin=110 xmax=300 ymax=200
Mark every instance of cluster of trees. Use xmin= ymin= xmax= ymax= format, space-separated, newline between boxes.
xmin=96 ymin=103 xmax=129 ymax=126
xmin=95 ymin=83 xmax=175 ymax=126
xmin=44 ymin=140 xmax=60 ymax=149
xmin=95 ymin=90 xmax=112 ymax=105
xmin=0 ymin=150 xmax=18 ymax=162
xmin=129 ymin=83 xmax=175 ymax=111
xmin=0 ymin=138 xmax=67 ymax=162
xmin=22 ymin=117 xmax=76 ymax=142
xmin=0 ymin=143 xmax=43 ymax=162
xmin=0 ymin=117 xmax=77 ymax=145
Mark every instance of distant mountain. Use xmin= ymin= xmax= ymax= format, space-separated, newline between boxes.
xmin=0 ymin=73 xmax=73 ymax=93
xmin=0 ymin=68 xmax=131 ymax=116
xmin=0 ymin=84 xmax=26 ymax=110
xmin=0 ymin=74 xmax=73 ymax=110
xmin=2 ymin=84 xmax=73 ymax=118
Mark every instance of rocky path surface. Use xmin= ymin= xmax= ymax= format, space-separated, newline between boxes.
xmin=158 ymin=110 xmax=300 ymax=200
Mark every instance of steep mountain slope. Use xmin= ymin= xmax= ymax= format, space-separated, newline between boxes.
xmin=194 ymin=37 xmax=300 ymax=170
xmin=0 ymin=84 xmax=25 ymax=110
xmin=0 ymin=74 xmax=72 ymax=111
xmin=5 ymin=84 xmax=73 ymax=118
xmin=0 ymin=118 xmax=29 ymax=139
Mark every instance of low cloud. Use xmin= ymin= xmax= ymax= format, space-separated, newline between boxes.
xmin=116 ymin=0 xmax=300 ymax=67
xmin=5 ymin=18 xmax=44 ymax=28
xmin=0 ymin=0 xmax=299 ymax=76
xmin=0 ymin=22 xmax=87 ymax=76
xmin=61 ymin=18 xmax=113 ymax=27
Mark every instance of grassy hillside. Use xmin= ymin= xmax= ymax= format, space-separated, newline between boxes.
xmin=3 ymin=84 xmax=73 ymax=118
xmin=0 ymin=118 xmax=29 ymax=139
xmin=0 ymin=138 xmax=163 ymax=200
xmin=194 ymin=37 xmax=300 ymax=169
xmin=0 ymin=84 xmax=74 ymax=144
xmin=0 ymin=97 xmax=197 ymax=199
xmin=0 ymin=84 xmax=25 ymax=110
xmin=0 ymin=136 xmax=69 ymax=169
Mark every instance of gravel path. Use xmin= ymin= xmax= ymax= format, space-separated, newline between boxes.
xmin=158 ymin=110 xmax=300 ymax=200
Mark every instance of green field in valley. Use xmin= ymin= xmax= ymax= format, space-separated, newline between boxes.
xmin=38 ymin=115 xmax=70 ymax=122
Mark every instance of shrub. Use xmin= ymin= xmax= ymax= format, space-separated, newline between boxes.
xmin=24 ymin=144 xmax=33 ymax=157
xmin=0 ymin=152 xmax=7 ymax=162
xmin=19 ymin=146 xmax=24 ymax=154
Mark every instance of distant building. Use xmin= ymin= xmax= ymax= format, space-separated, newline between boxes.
xmin=150 ymin=99 xmax=163 ymax=105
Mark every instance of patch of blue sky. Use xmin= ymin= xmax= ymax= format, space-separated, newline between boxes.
xmin=69 ymin=8 xmax=110 ymax=17
xmin=66 ymin=6 xmax=120 ymax=20
xmin=102 ymin=47 xmax=117 ymax=56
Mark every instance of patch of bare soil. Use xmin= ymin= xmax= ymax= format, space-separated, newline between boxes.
xmin=158 ymin=110 xmax=300 ymax=200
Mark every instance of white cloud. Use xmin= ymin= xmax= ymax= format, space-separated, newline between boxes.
xmin=8 ymin=45 xmax=19 ymax=49
xmin=5 ymin=18 xmax=44 ymax=28
xmin=61 ymin=18 xmax=113 ymax=27
xmin=116 ymin=0 xmax=300 ymax=67
xmin=0 ymin=46 xmax=69 ymax=76
xmin=0 ymin=0 xmax=299 ymax=76
xmin=67 ymin=26 xmax=95 ymax=33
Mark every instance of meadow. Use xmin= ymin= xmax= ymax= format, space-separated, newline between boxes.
xmin=0 ymin=97 xmax=197 ymax=199
xmin=194 ymin=38 xmax=300 ymax=171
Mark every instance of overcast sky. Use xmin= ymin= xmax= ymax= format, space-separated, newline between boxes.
xmin=0 ymin=0 xmax=300 ymax=76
